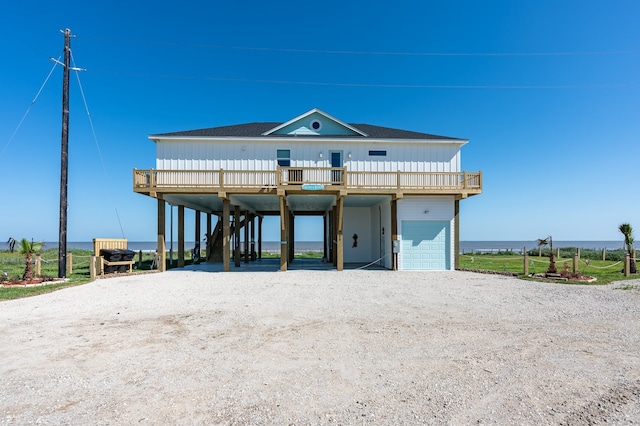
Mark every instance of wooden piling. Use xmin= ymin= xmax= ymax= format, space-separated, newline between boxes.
xmin=35 ymin=255 xmax=41 ymax=276
xmin=90 ymin=255 xmax=96 ymax=280
xmin=67 ymin=253 xmax=73 ymax=275
xmin=624 ymin=255 xmax=630 ymax=277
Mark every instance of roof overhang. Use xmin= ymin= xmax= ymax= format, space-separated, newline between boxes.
xmin=148 ymin=135 xmax=468 ymax=146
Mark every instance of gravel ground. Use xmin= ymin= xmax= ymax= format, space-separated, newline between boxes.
xmin=1 ymin=269 xmax=639 ymax=425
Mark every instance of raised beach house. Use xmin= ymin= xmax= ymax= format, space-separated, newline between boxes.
xmin=133 ymin=108 xmax=482 ymax=271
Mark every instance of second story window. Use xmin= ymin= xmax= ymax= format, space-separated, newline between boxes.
xmin=277 ymin=149 xmax=291 ymax=167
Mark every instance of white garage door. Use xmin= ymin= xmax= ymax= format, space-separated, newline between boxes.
xmin=401 ymin=221 xmax=450 ymax=270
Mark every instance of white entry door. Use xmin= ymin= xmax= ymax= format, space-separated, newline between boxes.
xmin=401 ymin=221 xmax=450 ymax=270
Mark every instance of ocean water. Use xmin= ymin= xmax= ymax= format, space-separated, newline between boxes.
xmin=47 ymin=240 xmax=626 ymax=253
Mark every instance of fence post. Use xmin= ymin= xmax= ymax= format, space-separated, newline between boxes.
xmin=572 ymin=253 xmax=579 ymax=274
xmin=35 ymin=255 xmax=41 ymax=276
xmin=523 ymin=248 xmax=529 ymax=275
xmin=89 ymin=255 xmax=96 ymax=280
xmin=624 ymin=254 xmax=630 ymax=277
xmin=138 ymin=250 xmax=143 ymax=268
xmin=67 ymin=253 xmax=73 ymax=275
xmin=602 ymin=248 xmax=606 ymax=261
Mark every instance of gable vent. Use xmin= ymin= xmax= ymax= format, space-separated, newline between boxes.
xmin=310 ymin=119 xmax=322 ymax=131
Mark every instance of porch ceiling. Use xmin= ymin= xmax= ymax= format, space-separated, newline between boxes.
xmin=160 ymin=193 xmax=391 ymax=215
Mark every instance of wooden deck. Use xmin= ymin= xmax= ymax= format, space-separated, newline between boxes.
xmin=133 ymin=167 xmax=482 ymax=196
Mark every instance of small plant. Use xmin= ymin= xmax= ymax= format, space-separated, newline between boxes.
xmin=537 ymin=236 xmax=557 ymax=274
xmin=618 ymin=283 xmax=639 ymax=291
xmin=618 ymin=223 xmax=637 ymax=274
xmin=18 ymin=238 xmax=43 ymax=281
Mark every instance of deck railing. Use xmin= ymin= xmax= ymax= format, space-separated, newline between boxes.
xmin=134 ymin=168 xmax=482 ymax=192
xmin=348 ymin=170 xmax=482 ymax=190
xmin=278 ymin=167 xmax=347 ymax=186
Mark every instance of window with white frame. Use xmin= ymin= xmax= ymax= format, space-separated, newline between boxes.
xmin=277 ymin=149 xmax=291 ymax=167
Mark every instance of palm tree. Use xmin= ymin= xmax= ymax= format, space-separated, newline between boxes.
xmin=618 ymin=223 xmax=637 ymax=274
xmin=19 ymin=238 xmax=43 ymax=281
xmin=7 ymin=237 xmax=16 ymax=253
xmin=537 ymin=236 xmax=557 ymax=274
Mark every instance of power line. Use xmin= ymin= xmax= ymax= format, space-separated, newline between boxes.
xmin=0 ymin=58 xmax=60 ymax=160
xmin=76 ymin=35 xmax=639 ymax=57
xmin=71 ymin=52 xmax=126 ymax=240
xmin=86 ymin=69 xmax=640 ymax=89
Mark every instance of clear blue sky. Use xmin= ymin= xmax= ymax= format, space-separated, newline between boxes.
xmin=1 ymin=1 xmax=638 ymax=244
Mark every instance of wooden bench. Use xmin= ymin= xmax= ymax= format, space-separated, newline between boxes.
xmin=93 ymin=238 xmax=135 ymax=275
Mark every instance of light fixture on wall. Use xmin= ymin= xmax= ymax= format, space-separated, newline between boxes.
xmin=424 ymin=210 xmax=430 ymax=214
xmin=319 ymin=152 xmax=323 ymax=158
xmin=347 ymin=152 xmax=352 ymax=159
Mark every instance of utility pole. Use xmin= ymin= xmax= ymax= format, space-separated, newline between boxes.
xmin=58 ymin=28 xmax=71 ymax=279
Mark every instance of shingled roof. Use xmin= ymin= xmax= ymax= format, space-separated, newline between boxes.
xmin=152 ymin=122 xmax=462 ymax=141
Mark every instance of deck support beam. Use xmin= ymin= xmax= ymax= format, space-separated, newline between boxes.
xmin=250 ymin=213 xmax=256 ymax=260
xmin=157 ymin=197 xmax=166 ymax=272
xmin=454 ymin=199 xmax=460 ymax=270
xmin=206 ymin=212 xmax=212 ymax=260
xmin=391 ymin=198 xmax=398 ymax=271
xmin=323 ymin=212 xmax=328 ymax=261
xmin=223 ymin=199 xmax=230 ymax=271
xmin=244 ymin=210 xmax=250 ymax=264
xmin=258 ymin=216 xmax=263 ymax=259
xmin=195 ymin=209 xmax=201 ymax=260
xmin=336 ymin=196 xmax=344 ymax=271
xmin=289 ymin=210 xmax=295 ymax=263
xmin=234 ymin=206 xmax=241 ymax=267
xmin=331 ymin=207 xmax=337 ymax=266
xmin=178 ymin=205 xmax=185 ymax=268
xmin=279 ymin=196 xmax=288 ymax=271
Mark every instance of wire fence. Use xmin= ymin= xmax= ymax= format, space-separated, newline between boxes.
xmin=458 ymin=250 xmax=636 ymax=278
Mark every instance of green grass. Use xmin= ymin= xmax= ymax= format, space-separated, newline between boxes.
xmin=0 ymin=248 xmax=323 ymax=300
xmin=259 ymin=251 xmax=324 ymax=259
xmin=294 ymin=251 xmax=324 ymax=259
xmin=0 ymin=248 xmax=159 ymax=301
xmin=3 ymin=248 xmax=634 ymax=300
xmin=617 ymin=283 xmax=640 ymax=291
xmin=459 ymin=252 xmax=637 ymax=284
xmin=0 ymin=281 xmax=88 ymax=300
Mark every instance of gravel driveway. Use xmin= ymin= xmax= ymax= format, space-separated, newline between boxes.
xmin=1 ymin=268 xmax=639 ymax=425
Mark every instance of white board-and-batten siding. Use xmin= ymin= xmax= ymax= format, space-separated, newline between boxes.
xmin=155 ymin=139 xmax=462 ymax=172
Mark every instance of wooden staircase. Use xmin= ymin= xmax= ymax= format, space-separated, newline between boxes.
xmin=206 ymin=214 xmax=251 ymax=262
xmin=206 ymin=221 xmax=225 ymax=262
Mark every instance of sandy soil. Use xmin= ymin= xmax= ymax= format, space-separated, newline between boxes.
xmin=1 ymin=269 xmax=639 ymax=425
